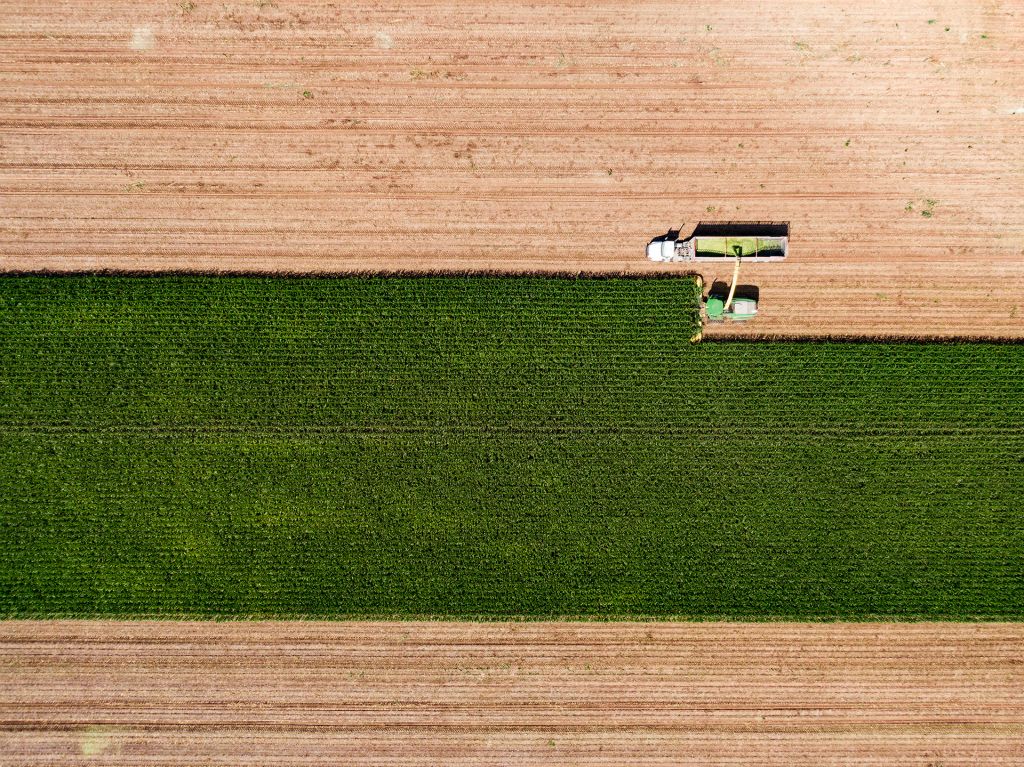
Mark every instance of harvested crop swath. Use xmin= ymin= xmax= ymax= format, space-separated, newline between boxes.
xmin=0 ymin=276 xmax=1021 ymax=618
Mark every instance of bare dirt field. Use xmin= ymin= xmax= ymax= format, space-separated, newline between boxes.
xmin=1 ymin=620 xmax=1022 ymax=766
xmin=1 ymin=0 xmax=1022 ymax=336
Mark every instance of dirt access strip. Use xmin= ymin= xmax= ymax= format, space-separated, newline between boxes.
xmin=1 ymin=0 xmax=1022 ymax=338
xmin=1 ymin=620 xmax=1022 ymax=766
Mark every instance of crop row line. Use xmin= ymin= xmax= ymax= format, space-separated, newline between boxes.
xmin=2 ymin=423 xmax=1022 ymax=438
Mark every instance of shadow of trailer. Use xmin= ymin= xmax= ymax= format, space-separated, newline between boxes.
xmin=647 ymin=221 xmax=789 ymax=263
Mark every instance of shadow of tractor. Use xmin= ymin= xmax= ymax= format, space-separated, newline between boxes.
xmin=708 ymin=281 xmax=759 ymax=304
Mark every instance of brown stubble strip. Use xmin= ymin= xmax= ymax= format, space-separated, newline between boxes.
xmin=0 ymin=621 xmax=1022 ymax=765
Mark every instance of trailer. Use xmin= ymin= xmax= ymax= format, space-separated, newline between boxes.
xmin=646 ymin=221 xmax=789 ymax=263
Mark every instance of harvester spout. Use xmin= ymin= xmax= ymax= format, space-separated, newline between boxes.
xmin=723 ymin=255 xmax=741 ymax=312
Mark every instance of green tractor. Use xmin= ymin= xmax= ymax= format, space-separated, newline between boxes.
xmin=703 ymin=243 xmax=758 ymax=323
xmin=704 ymin=293 xmax=758 ymax=322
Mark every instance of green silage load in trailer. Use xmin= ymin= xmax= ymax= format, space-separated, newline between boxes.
xmin=694 ymin=236 xmax=786 ymax=259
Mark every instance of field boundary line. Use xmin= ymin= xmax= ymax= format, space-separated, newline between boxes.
xmin=1 ymin=612 xmax=1020 ymax=623
xmin=0 ymin=269 xmax=704 ymax=281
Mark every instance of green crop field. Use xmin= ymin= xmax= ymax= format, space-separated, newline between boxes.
xmin=1 ymin=276 xmax=1021 ymax=619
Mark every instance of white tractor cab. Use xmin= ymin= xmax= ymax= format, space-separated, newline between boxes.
xmin=646 ymin=221 xmax=788 ymax=322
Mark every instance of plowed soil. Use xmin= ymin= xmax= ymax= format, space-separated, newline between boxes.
xmin=1 ymin=621 xmax=1022 ymax=766
xmin=1 ymin=0 xmax=1022 ymax=336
